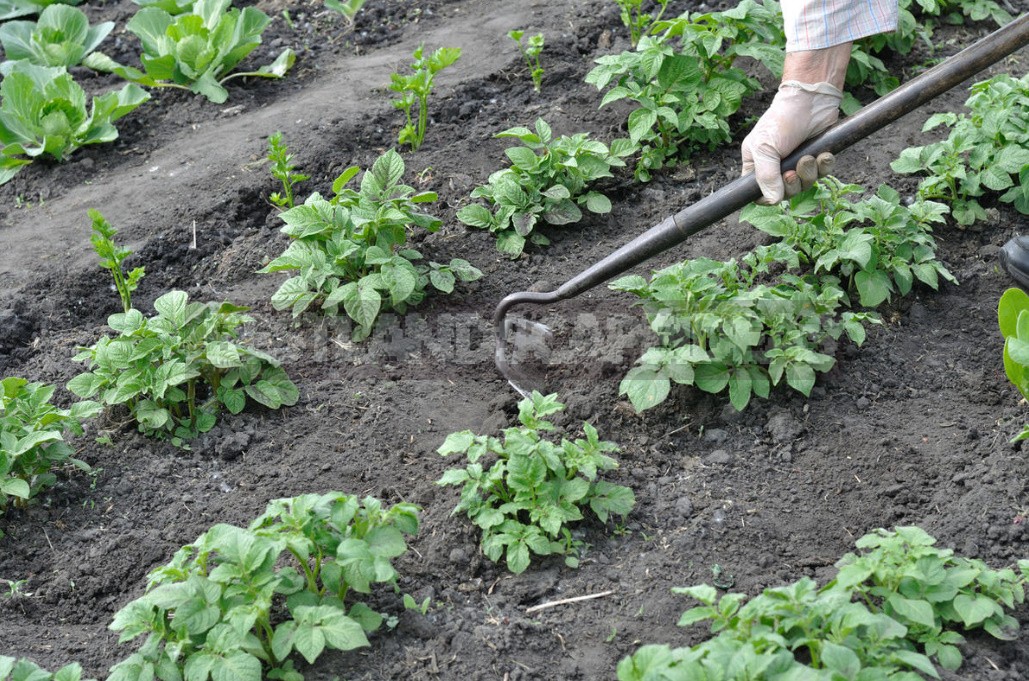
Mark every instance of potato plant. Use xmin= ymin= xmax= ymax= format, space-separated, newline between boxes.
xmin=619 ymin=527 xmax=1029 ymax=680
xmin=613 ymin=0 xmax=670 ymax=48
xmin=0 ymin=4 xmax=112 ymax=70
xmin=89 ymin=210 xmax=145 ymax=313
xmin=458 ymin=118 xmax=633 ymax=258
xmin=266 ymin=131 xmax=309 ymax=210
xmin=68 ymin=291 xmax=298 ymax=444
xmin=508 ymin=29 xmax=544 ymax=92
xmin=0 ymin=657 xmax=94 ymax=681
xmin=0 ymin=62 xmax=149 ymax=185
xmin=437 ymin=392 xmax=635 ymax=574
xmin=614 ymin=178 xmax=954 ymax=412
xmin=260 ymin=148 xmax=482 ymax=339
xmin=389 ymin=43 xmax=461 ymax=151
xmin=106 ymin=492 xmax=419 ymax=681
xmin=586 ymin=0 xmax=781 ymax=180
xmin=891 ymin=72 xmax=1029 ymax=226
xmin=84 ymin=0 xmax=295 ymax=104
xmin=0 ymin=377 xmax=99 ymax=533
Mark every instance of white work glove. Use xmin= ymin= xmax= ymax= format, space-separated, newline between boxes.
xmin=741 ymin=80 xmax=843 ymax=204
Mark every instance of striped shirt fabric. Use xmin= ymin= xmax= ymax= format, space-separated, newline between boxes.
xmin=783 ymin=0 xmax=900 ymax=51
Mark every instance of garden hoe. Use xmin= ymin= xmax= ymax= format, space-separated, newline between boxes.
xmin=494 ymin=14 xmax=1029 ymax=397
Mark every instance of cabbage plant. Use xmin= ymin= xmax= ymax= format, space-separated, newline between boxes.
xmin=0 ymin=0 xmax=81 ymax=22
xmin=0 ymin=62 xmax=149 ymax=184
xmin=0 ymin=4 xmax=112 ymax=71
xmin=84 ymin=0 xmax=295 ymax=104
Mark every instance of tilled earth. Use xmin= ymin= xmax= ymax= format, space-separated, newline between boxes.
xmin=0 ymin=0 xmax=1027 ymax=678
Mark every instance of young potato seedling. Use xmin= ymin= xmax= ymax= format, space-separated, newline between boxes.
xmin=266 ymin=131 xmax=309 ymax=210
xmin=458 ymin=118 xmax=633 ymax=258
xmin=619 ymin=527 xmax=1029 ymax=680
xmin=106 ymin=492 xmax=419 ymax=681
xmin=0 ymin=377 xmax=100 ymax=533
xmin=389 ymin=43 xmax=461 ymax=151
xmin=0 ymin=657 xmax=94 ymax=681
xmin=68 ymin=291 xmax=298 ymax=445
xmin=260 ymin=148 xmax=482 ymax=340
xmin=89 ymin=209 xmax=145 ymax=313
xmin=508 ymin=29 xmax=545 ymax=92
xmin=438 ymin=392 xmax=635 ymax=574
xmin=891 ymin=72 xmax=1029 ymax=226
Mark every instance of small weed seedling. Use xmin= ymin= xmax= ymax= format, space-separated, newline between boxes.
xmin=389 ymin=44 xmax=461 ymax=151
xmin=68 ymin=290 xmax=298 ymax=444
xmin=458 ymin=118 xmax=633 ymax=257
xmin=260 ymin=149 xmax=482 ymax=339
xmin=89 ymin=210 xmax=144 ymax=313
xmin=508 ymin=29 xmax=544 ymax=92
xmin=107 ymin=492 xmax=419 ymax=681
xmin=998 ymin=287 xmax=1029 ymax=441
xmin=324 ymin=0 xmax=365 ymax=25
xmin=438 ymin=392 xmax=635 ymax=574
xmin=0 ymin=62 xmax=149 ymax=185
xmin=266 ymin=131 xmax=309 ymax=210
xmin=618 ymin=526 xmax=1029 ymax=680
xmin=84 ymin=0 xmax=295 ymax=103
xmin=0 ymin=4 xmax=113 ymax=70
xmin=0 ymin=377 xmax=100 ymax=533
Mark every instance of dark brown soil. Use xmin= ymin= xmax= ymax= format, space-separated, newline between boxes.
xmin=1 ymin=1 xmax=1028 ymax=679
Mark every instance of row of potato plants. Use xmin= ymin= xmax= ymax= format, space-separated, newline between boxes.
xmin=613 ymin=177 xmax=955 ymax=412
xmin=1 ymin=391 xmax=635 ymax=678
xmin=619 ymin=526 xmax=1029 ymax=680
xmin=454 ymin=0 xmax=1012 ymax=260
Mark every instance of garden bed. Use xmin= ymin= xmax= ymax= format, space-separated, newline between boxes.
xmin=0 ymin=0 xmax=1027 ymax=678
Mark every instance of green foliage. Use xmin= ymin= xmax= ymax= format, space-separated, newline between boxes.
xmin=997 ymin=287 xmax=1029 ymax=442
xmin=458 ymin=119 xmax=632 ymax=258
xmin=437 ymin=392 xmax=635 ymax=574
xmin=131 ymin=0 xmax=194 ymax=15
xmin=613 ymin=0 xmax=670 ymax=48
xmin=0 ymin=62 xmax=149 ymax=185
xmin=742 ymin=179 xmax=957 ymax=308
xmin=260 ymin=149 xmax=482 ymax=339
xmin=618 ymin=526 xmax=1029 ymax=680
xmin=0 ymin=657 xmax=95 ymax=681
xmin=89 ymin=210 xmax=145 ymax=313
xmin=266 ymin=131 xmax=309 ymax=210
xmin=323 ymin=0 xmax=365 ymax=25
xmin=84 ymin=0 xmax=295 ymax=104
xmin=389 ymin=43 xmax=461 ymax=151
xmin=508 ymin=29 xmax=544 ymax=93
xmin=586 ymin=0 xmax=781 ymax=181
xmin=891 ymin=73 xmax=1029 ymax=226
xmin=68 ymin=291 xmax=298 ymax=444
xmin=106 ymin=492 xmax=419 ymax=681
xmin=0 ymin=377 xmax=99 ymax=530
xmin=0 ymin=4 xmax=112 ymax=70
xmin=614 ymin=178 xmax=954 ymax=413
xmin=0 ymin=0 xmax=81 ymax=21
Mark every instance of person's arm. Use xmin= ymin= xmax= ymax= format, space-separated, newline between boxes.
xmin=742 ymin=1 xmax=899 ymax=204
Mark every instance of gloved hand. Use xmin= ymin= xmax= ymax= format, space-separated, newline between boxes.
xmin=741 ymin=80 xmax=843 ymax=204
